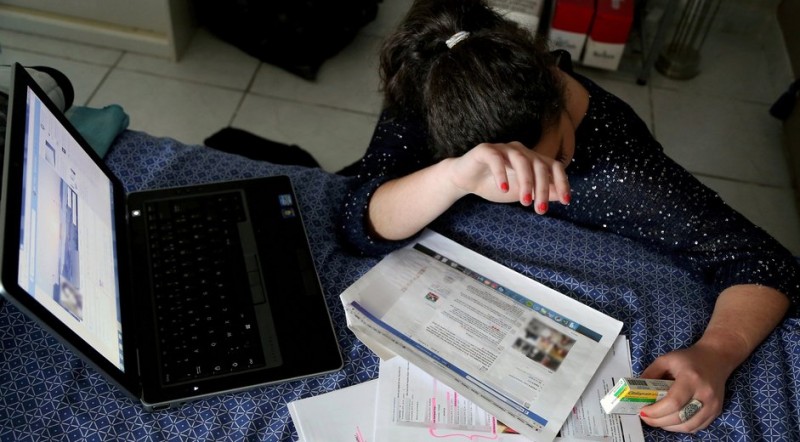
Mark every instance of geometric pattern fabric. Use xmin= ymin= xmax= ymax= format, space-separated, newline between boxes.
xmin=2 ymin=131 xmax=798 ymax=441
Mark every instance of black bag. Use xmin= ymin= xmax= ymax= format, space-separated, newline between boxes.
xmin=194 ymin=0 xmax=380 ymax=81
xmin=203 ymin=127 xmax=320 ymax=168
xmin=770 ymin=79 xmax=799 ymax=121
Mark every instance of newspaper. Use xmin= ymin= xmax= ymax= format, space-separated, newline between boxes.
xmin=340 ymin=230 xmax=623 ymax=442
xmin=287 ymin=337 xmax=642 ymax=442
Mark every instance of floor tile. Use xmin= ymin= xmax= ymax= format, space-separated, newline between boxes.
xmin=0 ymin=48 xmax=111 ymax=106
xmin=250 ymin=33 xmax=384 ymax=115
xmin=698 ymin=175 xmax=800 ymax=255
xmin=763 ymin=20 xmax=796 ymax=101
xmin=648 ymin=18 xmax=785 ymax=105
xmin=232 ymin=94 xmax=379 ymax=173
xmin=117 ymin=28 xmax=260 ymax=90
xmin=361 ymin=0 xmax=413 ymax=38
xmin=713 ymin=0 xmax=781 ymax=37
xmin=88 ymin=69 xmax=243 ymax=146
xmin=652 ymin=88 xmax=790 ymax=187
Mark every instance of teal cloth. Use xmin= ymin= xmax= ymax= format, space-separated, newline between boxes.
xmin=66 ymin=105 xmax=130 ymax=158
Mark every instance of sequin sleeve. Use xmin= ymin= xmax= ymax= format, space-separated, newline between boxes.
xmin=337 ymin=76 xmax=800 ymax=316
xmin=552 ymin=75 xmax=800 ymax=316
xmin=338 ymin=108 xmax=434 ymax=256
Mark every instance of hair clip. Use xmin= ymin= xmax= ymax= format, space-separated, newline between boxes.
xmin=445 ymin=31 xmax=470 ymax=49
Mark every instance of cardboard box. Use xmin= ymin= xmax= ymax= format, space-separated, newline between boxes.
xmin=600 ymin=377 xmax=674 ymax=414
xmin=582 ymin=0 xmax=635 ymax=70
xmin=547 ymin=0 xmax=595 ymax=62
xmin=488 ymin=0 xmax=545 ymax=34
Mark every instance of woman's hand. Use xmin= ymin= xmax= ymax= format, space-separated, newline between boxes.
xmin=637 ymin=343 xmax=733 ymax=433
xmin=637 ymin=284 xmax=789 ymax=434
xmin=446 ymin=141 xmax=571 ymax=214
xmin=367 ymin=110 xmax=576 ymax=240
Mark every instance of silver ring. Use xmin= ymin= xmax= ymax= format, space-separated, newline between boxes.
xmin=679 ymin=399 xmax=703 ymax=423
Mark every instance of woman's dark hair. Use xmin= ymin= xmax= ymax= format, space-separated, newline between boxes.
xmin=379 ymin=0 xmax=564 ymax=158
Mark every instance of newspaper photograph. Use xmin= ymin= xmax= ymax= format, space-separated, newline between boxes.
xmin=341 ymin=230 xmax=623 ymax=442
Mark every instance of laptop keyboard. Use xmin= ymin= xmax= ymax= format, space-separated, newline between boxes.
xmin=145 ymin=191 xmax=267 ymax=385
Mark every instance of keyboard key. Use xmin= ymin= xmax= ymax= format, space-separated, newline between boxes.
xmin=145 ymin=191 xmax=265 ymax=385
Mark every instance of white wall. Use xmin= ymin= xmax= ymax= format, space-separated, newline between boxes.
xmin=0 ymin=0 xmax=196 ymax=60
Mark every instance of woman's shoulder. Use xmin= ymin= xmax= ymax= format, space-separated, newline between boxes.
xmin=568 ymin=71 xmax=614 ymax=105
xmin=349 ymin=106 xmax=435 ymax=179
xmin=569 ymin=72 xmax=656 ymax=146
xmin=370 ymin=106 xmax=431 ymax=153
xmin=377 ymin=106 xmax=427 ymax=130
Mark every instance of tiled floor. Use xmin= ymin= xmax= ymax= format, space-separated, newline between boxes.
xmin=2 ymin=0 xmax=799 ymax=255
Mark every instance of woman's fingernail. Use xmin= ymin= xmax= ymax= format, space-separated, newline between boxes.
xmin=640 ymin=411 xmax=648 ymax=418
xmin=523 ymin=194 xmax=532 ymax=205
xmin=500 ymin=182 xmax=509 ymax=192
xmin=563 ymin=193 xmax=571 ymax=204
xmin=537 ymin=202 xmax=548 ymax=213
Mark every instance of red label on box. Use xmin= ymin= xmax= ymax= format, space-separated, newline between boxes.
xmin=550 ymin=0 xmax=595 ymax=34
xmin=589 ymin=0 xmax=634 ymax=44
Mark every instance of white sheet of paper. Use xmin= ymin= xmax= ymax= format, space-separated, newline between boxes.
xmin=288 ymin=380 xmax=377 ymax=442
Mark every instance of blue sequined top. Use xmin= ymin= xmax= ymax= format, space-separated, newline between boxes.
xmin=339 ymin=73 xmax=800 ymax=315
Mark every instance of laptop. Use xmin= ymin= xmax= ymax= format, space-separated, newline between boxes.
xmin=0 ymin=63 xmax=343 ymax=410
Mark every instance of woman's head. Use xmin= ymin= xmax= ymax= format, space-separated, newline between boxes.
xmin=380 ymin=0 xmax=565 ymax=158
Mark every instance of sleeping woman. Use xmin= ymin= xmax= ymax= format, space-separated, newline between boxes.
xmin=338 ymin=0 xmax=800 ymax=433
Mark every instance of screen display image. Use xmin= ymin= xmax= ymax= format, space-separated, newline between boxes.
xmin=16 ymin=87 xmax=125 ymax=371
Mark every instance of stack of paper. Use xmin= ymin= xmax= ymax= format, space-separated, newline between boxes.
xmin=290 ymin=230 xmax=644 ymax=442
xmin=289 ymin=336 xmax=643 ymax=441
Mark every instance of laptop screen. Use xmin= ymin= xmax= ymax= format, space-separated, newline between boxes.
xmin=16 ymin=85 xmax=125 ymax=371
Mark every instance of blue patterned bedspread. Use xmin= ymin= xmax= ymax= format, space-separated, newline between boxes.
xmin=2 ymin=131 xmax=799 ymax=441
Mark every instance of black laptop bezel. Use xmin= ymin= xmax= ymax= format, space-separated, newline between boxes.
xmin=0 ymin=63 xmax=142 ymax=400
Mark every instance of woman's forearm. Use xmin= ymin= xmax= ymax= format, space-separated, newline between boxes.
xmin=696 ymin=284 xmax=789 ymax=371
xmin=367 ymin=159 xmax=466 ymax=241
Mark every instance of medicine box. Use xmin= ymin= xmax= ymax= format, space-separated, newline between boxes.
xmin=547 ymin=0 xmax=595 ymax=62
xmin=600 ymin=377 xmax=674 ymax=414
xmin=581 ymin=0 xmax=635 ymax=70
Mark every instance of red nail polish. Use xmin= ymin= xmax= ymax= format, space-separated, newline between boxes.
xmin=639 ymin=411 xmax=648 ymax=418
xmin=523 ymin=194 xmax=532 ymax=205
xmin=500 ymin=182 xmax=509 ymax=192
xmin=563 ymin=193 xmax=571 ymax=204
xmin=537 ymin=202 xmax=548 ymax=213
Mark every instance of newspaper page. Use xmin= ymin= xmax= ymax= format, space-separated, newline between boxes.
xmin=375 ymin=356 xmax=531 ymax=441
xmin=340 ymin=230 xmax=623 ymax=442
